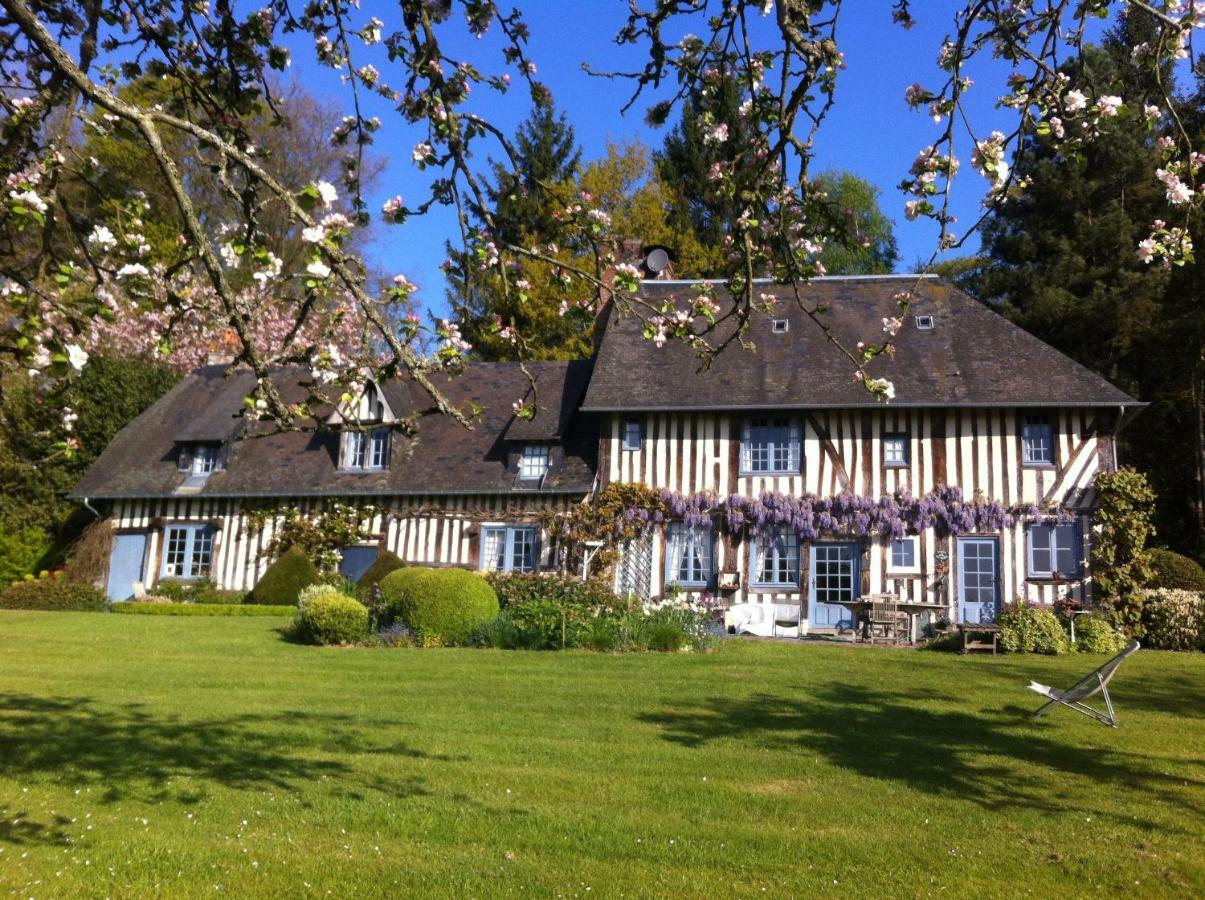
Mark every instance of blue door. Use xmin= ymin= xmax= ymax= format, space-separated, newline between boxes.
xmin=106 ymin=532 xmax=148 ymax=600
xmin=808 ymin=543 xmax=859 ymax=629
xmin=339 ymin=546 xmax=378 ymax=582
xmin=957 ymin=537 xmax=999 ymax=623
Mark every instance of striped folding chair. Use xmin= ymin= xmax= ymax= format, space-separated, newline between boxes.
xmin=1028 ymin=641 xmax=1140 ymax=728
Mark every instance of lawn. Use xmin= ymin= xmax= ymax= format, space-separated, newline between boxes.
xmin=0 ymin=613 xmax=1202 ymax=898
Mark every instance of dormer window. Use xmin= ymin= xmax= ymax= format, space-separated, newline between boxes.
xmin=177 ymin=442 xmax=221 ymax=478
xmin=192 ymin=444 xmax=219 ymax=476
xmin=518 ymin=444 xmax=550 ymax=481
xmin=342 ymin=428 xmax=389 ymax=471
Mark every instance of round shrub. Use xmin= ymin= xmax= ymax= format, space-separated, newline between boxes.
xmin=356 ymin=551 xmax=406 ymax=599
xmin=1142 ymin=589 xmax=1205 ymax=651
xmin=297 ymin=582 xmax=343 ymax=611
xmin=1074 ymin=617 xmax=1128 ymax=654
xmin=297 ymin=594 xmax=368 ymax=645
xmin=997 ymin=602 xmax=1070 ymax=654
xmin=379 ymin=566 xmax=499 ymax=647
xmin=249 ymin=546 xmax=321 ymax=605
xmin=0 ymin=573 xmax=107 ymax=611
xmin=1146 ymin=549 xmax=1205 ymax=593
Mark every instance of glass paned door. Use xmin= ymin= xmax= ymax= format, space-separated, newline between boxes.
xmin=808 ymin=543 xmax=858 ymax=629
xmin=957 ymin=537 xmax=999 ymax=624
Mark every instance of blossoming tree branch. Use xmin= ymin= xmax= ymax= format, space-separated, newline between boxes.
xmin=0 ymin=0 xmax=1200 ymax=432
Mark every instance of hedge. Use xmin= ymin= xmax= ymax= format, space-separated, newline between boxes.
xmin=379 ymin=566 xmax=498 ymax=646
xmin=1146 ymin=549 xmax=1205 ymax=593
xmin=156 ymin=578 xmax=246 ymax=604
xmin=1142 ymin=589 xmax=1205 ymax=651
xmin=248 ymin=546 xmax=322 ymax=605
xmin=0 ymin=574 xmax=107 ymax=611
xmin=111 ymin=602 xmax=297 ymax=617
xmin=485 ymin=571 xmax=635 ymax=612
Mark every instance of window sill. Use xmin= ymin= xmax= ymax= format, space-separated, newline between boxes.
xmin=886 ymin=569 xmax=922 ymax=577
xmin=667 ymin=581 xmax=710 ymax=590
xmin=883 ymin=462 xmax=909 ymax=469
xmin=337 ymin=467 xmax=388 ymax=474
xmin=1021 ymin=463 xmax=1057 ymax=470
xmin=739 ymin=471 xmax=801 ymax=478
xmin=749 ymin=584 xmax=802 ymax=593
xmin=1026 ymin=574 xmax=1082 ymax=583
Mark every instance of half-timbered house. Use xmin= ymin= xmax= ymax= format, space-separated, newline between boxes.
xmin=74 ymin=270 xmax=1139 ymax=632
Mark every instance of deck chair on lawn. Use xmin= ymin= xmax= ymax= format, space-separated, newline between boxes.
xmin=1028 ymin=640 xmax=1140 ymax=728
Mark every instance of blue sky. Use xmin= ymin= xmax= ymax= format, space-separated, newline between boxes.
xmin=279 ymin=2 xmax=1069 ymax=318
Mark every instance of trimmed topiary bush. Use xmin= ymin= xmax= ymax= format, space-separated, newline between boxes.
xmin=297 ymin=594 xmax=368 ymax=645
xmin=1142 ymin=589 xmax=1205 ymax=651
xmin=249 ymin=546 xmax=322 ymax=605
xmin=379 ymin=566 xmax=498 ymax=647
xmin=997 ymin=602 xmax=1071 ymax=654
xmin=1074 ymin=616 xmax=1128 ymax=654
xmin=0 ymin=572 xmax=107 ymax=611
xmin=297 ymin=582 xmax=343 ymax=610
xmin=356 ymin=551 xmax=406 ymax=600
xmin=1146 ymin=549 xmax=1205 ymax=593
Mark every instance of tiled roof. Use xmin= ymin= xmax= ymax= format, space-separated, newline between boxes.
xmin=71 ymin=361 xmax=598 ymax=500
xmin=580 ymin=277 xmax=1138 ymax=411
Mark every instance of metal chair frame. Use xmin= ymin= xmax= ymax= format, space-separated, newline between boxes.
xmin=1028 ymin=640 xmax=1140 ymax=728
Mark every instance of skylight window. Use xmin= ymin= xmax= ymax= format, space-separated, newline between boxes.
xmin=771 ymin=319 xmax=789 ymax=333
xmin=915 ymin=315 xmax=935 ymax=330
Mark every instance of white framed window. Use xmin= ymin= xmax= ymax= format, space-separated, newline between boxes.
xmin=160 ymin=524 xmax=214 ymax=580
xmin=665 ymin=523 xmax=712 ymax=587
xmin=1021 ymin=416 xmax=1054 ymax=466
xmin=1028 ymin=523 xmax=1079 ymax=578
xmin=519 ymin=444 xmax=550 ymax=480
xmin=889 ymin=537 xmax=918 ymax=572
xmin=883 ymin=434 xmax=909 ymax=467
xmin=191 ymin=444 xmax=219 ymax=475
xmin=622 ymin=419 xmax=643 ymax=452
xmin=481 ymin=525 xmax=538 ymax=573
xmin=751 ymin=525 xmax=800 ymax=587
xmin=741 ymin=418 xmax=801 ymax=475
xmin=343 ymin=428 xmax=389 ymax=470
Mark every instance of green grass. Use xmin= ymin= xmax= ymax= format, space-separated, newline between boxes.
xmin=0 ymin=612 xmax=1202 ymax=898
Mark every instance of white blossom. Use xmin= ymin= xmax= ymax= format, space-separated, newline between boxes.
xmin=1064 ymin=89 xmax=1087 ymax=112
xmin=302 ymin=225 xmax=326 ymax=244
xmin=306 ymin=259 xmax=331 ymax=279
xmin=315 ymin=181 xmax=338 ymax=206
xmin=116 ymin=263 xmax=150 ymax=279
xmin=66 ymin=344 xmax=89 ymax=371
xmin=88 ymin=224 xmax=117 ymax=251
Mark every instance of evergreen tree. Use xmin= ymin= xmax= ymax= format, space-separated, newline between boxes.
xmin=976 ymin=10 xmax=1204 ymax=555
xmin=448 ymin=99 xmax=592 ymax=362
xmin=812 ymin=170 xmax=900 ymax=275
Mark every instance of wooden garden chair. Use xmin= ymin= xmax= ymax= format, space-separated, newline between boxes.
xmin=1028 ymin=641 xmax=1140 ymax=728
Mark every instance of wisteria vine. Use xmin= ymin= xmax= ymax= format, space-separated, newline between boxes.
xmin=611 ymin=486 xmax=1074 ymax=542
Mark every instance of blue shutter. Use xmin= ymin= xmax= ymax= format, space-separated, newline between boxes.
xmin=789 ymin=422 xmax=802 ymax=472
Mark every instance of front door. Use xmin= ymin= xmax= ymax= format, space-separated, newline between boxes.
xmin=106 ymin=532 xmax=148 ymax=600
xmin=957 ymin=537 xmax=999 ymax=623
xmin=808 ymin=542 xmax=859 ymax=630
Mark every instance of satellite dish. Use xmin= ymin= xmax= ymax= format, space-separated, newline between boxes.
xmin=644 ymin=246 xmax=670 ymax=275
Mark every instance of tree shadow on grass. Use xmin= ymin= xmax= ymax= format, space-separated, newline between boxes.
xmin=0 ymin=695 xmax=447 ymax=814
xmin=638 ymin=683 xmax=1205 ymax=832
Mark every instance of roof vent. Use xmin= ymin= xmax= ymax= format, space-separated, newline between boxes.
xmin=914 ymin=315 xmax=935 ymax=330
xmin=771 ymin=319 xmax=789 ymax=334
